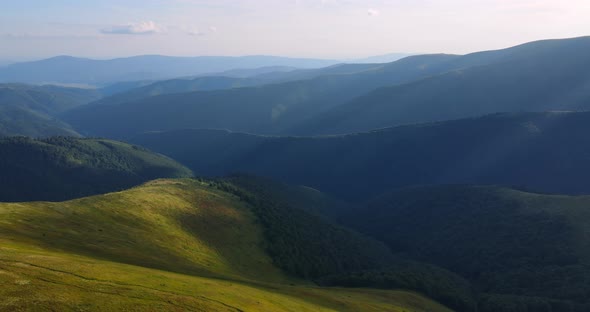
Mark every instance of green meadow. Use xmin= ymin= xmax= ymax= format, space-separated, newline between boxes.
xmin=0 ymin=179 xmax=451 ymax=311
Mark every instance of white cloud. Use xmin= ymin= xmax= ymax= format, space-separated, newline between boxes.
xmin=367 ymin=8 xmax=380 ymax=16
xmin=187 ymin=28 xmax=205 ymax=36
xmin=101 ymin=21 xmax=163 ymax=35
xmin=184 ymin=25 xmax=217 ymax=36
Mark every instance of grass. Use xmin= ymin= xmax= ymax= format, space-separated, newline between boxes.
xmin=0 ymin=179 xmax=451 ymax=311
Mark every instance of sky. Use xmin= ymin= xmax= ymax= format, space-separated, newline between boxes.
xmin=1 ymin=0 xmax=589 ymax=61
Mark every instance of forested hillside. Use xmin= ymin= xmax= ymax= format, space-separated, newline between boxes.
xmin=344 ymin=185 xmax=590 ymax=311
xmin=132 ymin=111 xmax=590 ymax=201
xmin=0 ymin=136 xmax=192 ymax=201
xmin=0 ymin=84 xmax=100 ymax=137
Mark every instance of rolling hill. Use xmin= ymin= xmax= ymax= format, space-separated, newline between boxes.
xmin=96 ymin=66 xmax=298 ymax=97
xmin=0 ymin=179 xmax=455 ymax=312
xmin=0 ymin=55 xmax=338 ymax=85
xmin=131 ymin=111 xmax=590 ymax=202
xmin=299 ymin=36 xmax=590 ymax=134
xmin=342 ymin=184 xmax=590 ymax=311
xmin=86 ymin=76 xmax=283 ymax=108
xmin=0 ymin=84 xmax=100 ymax=137
xmin=84 ymin=63 xmax=389 ymax=108
xmin=63 ymin=54 xmax=460 ymax=138
xmin=0 ymin=136 xmax=192 ymax=202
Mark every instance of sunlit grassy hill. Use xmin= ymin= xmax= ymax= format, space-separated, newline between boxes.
xmin=0 ymin=179 xmax=452 ymax=312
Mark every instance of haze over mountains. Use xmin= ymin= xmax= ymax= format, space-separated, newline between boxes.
xmin=0 ymin=55 xmax=338 ymax=85
xmin=4 ymin=35 xmax=590 ymax=311
xmin=301 ymin=36 xmax=590 ymax=134
xmin=353 ymin=53 xmax=414 ymax=64
xmin=64 ymin=54 xmax=460 ymax=138
xmin=60 ymin=37 xmax=590 ymax=139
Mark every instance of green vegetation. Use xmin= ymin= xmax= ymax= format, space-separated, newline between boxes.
xmin=0 ymin=179 xmax=452 ymax=312
xmin=0 ymin=83 xmax=100 ymax=137
xmin=0 ymin=136 xmax=192 ymax=202
xmin=0 ymin=179 xmax=288 ymax=282
xmin=317 ymin=261 xmax=477 ymax=312
xmin=343 ymin=185 xmax=590 ymax=311
xmin=222 ymin=174 xmax=351 ymax=217
xmin=203 ymin=175 xmax=475 ymax=311
xmin=210 ymin=176 xmax=394 ymax=279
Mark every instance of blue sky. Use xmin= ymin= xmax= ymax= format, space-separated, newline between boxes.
xmin=1 ymin=0 xmax=589 ymax=60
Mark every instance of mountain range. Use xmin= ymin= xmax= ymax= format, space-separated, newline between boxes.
xmin=0 ymin=55 xmax=338 ymax=85
xmin=63 ymin=54 xmax=459 ymax=138
xmin=300 ymin=36 xmax=590 ymax=135
xmin=4 ymin=35 xmax=590 ymax=312
xmin=62 ymin=36 xmax=590 ymax=138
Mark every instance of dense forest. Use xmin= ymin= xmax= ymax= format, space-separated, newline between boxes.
xmin=343 ymin=185 xmax=590 ymax=311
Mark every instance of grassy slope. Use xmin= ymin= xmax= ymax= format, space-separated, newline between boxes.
xmin=0 ymin=245 xmax=449 ymax=312
xmin=0 ymin=179 xmax=450 ymax=312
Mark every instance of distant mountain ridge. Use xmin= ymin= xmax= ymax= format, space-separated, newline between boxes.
xmin=299 ymin=36 xmax=590 ymax=134
xmin=83 ymin=62 xmax=399 ymax=108
xmin=353 ymin=52 xmax=414 ymax=64
xmin=0 ymin=55 xmax=339 ymax=85
xmin=64 ymin=53 xmax=460 ymax=138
